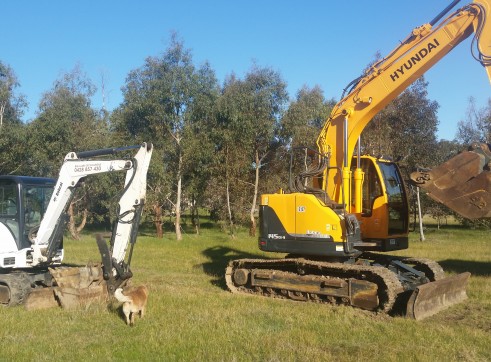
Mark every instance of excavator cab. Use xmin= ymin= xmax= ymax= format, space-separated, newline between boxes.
xmin=352 ymin=156 xmax=409 ymax=252
xmin=0 ymin=176 xmax=56 ymax=261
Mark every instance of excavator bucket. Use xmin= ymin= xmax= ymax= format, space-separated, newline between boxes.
xmin=410 ymin=143 xmax=491 ymax=219
xmin=24 ymin=264 xmax=108 ymax=310
xmin=406 ymin=272 xmax=471 ymax=320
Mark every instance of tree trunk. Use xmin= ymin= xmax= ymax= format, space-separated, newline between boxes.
xmin=68 ymin=202 xmax=88 ymax=240
xmin=175 ymin=150 xmax=183 ymax=241
xmin=225 ymin=149 xmax=235 ymax=238
xmin=416 ymin=187 xmax=425 ymax=241
xmin=191 ymin=195 xmax=200 ymax=235
xmin=153 ymin=203 xmax=163 ymax=238
xmin=0 ymin=103 xmax=5 ymax=127
xmin=226 ymin=177 xmax=235 ymax=238
xmin=249 ymin=150 xmax=260 ymax=236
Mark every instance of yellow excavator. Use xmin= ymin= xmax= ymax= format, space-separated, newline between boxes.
xmin=226 ymin=0 xmax=491 ymax=320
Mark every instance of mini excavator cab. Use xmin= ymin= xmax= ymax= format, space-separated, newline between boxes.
xmin=0 ymin=176 xmax=57 ymax=265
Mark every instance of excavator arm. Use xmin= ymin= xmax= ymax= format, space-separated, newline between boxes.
xmin=30 ymin=143 xmax=153 ymax=271
xmin=19 ymin=143 xmax=153 ymax=309
xmin=317 ymin=0 xmax=491 ymax=217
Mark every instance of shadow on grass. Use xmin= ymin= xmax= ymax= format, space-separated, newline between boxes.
xmin=439 ymin=259 xmax=491 ymax=276
xmin=201 ymin=246 xmax=270 ymax=290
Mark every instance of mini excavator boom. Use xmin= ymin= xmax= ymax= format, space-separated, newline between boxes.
xmin=0 ymin=143 xmax=153 ymax=309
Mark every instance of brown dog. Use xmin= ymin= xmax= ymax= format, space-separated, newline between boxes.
xmin=114 ymin=285 xmax=148 ymax=326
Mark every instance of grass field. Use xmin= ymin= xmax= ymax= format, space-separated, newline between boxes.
xmin=1 ymin=225 xmax=490 ymax=361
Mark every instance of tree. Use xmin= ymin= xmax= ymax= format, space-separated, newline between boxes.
xmin=212 ymin=66 xmax=288 ymax=236
xmin=243 ymin=66 xmax=288 ymax=236
xmin=0 ymin=61 xmax=29 ymax=175
xmin=114 ymin=33 xmax=219 ymax=240
xmin=456 ymin=97 xmax=491 ymax=144
xmin=0 ymin=61 xmax=26 ymax=127
xmin=281 ymin=85 xmax=335 ymax=149
xmin=28 ymin=65 xmax=108 ymax=239
xmin=182 ymin=63 xmax=219 ymax=234
xmin=0 ymin=122 xmax=29 ymax=175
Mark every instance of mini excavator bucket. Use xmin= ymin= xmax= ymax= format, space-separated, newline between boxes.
xmin=405 ymin=272 xmax=471 ymax=320
xmin=410 ymin=143 xmax=491 ymax=219
xmin=24 ymin=264 xmax=108 ymax=310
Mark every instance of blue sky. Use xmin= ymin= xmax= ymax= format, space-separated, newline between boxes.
xmin=3 ymin=0 xmax=489 ymax=140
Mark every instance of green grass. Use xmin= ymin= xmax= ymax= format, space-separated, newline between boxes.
xmin=1 ymin=226 xmax=490 ymax=361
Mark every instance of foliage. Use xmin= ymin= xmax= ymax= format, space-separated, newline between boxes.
xmin=456 ymin=97 xmax=491 ymax=144
xmin=0 ymin=122 xmax=29 ymax=174
xmin=0 ymin=61 xmax=27 ymax=126
xmin=280 ymin=85 xmax=335 ymax=150
xmin=0 ymin=61 xmax=29 ymax=174
xmin=25 ymin=65 xmax=113 ymax=237
xmin=210 ymin=65 xmax=288 ymax=235
xmin=27 ymin=64 xmax=105 ymax=177
xmin=113 ymin=34 xmax=220 ymax=239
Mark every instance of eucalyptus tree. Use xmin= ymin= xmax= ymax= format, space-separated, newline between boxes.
xmin=212 ymin=74 xmax=249 ymax=235
xmin=114 ymin=34 xmax=219 ymax=240
xmin=182 ymin=63 xmax=219 ymax=234
xmin=28 ymin=65 xmax=105 ymax=173
xmin=27 ymin=65 xmax=108 ymax=239
xmin=0 ymin=61 xmax=28 ymax=174
xmin=0 ymin=122 xmax=28 ymax=175
xmin=0 ymin=61 xmax=26 ymax=127
xmin=281 ymin=85 xmax=335 ymax=150
xmin=213 ymin=66 xmax=288 ymax=236
xmin=456 ymin=97 xmax=491 ymax=145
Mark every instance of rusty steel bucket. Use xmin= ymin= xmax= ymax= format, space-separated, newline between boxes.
xmin=24 ymin=264 xmax=108 ymax=310
xmin=410 ymin=142 xmax=491 ymax=219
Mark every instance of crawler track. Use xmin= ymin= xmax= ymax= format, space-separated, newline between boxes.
xmin=361 ymin=252 xmax=446 ymax=281
xmin=226 ymin=258 xmax=405 ymax=313
xmin=0 ymin=272 xmax=38 ymax=306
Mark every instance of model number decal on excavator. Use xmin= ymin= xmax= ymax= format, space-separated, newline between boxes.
xmin=390 ymin=38 xmax=440 ymax=82
xmin=268 ymin=234 xmax=286 ymax=240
